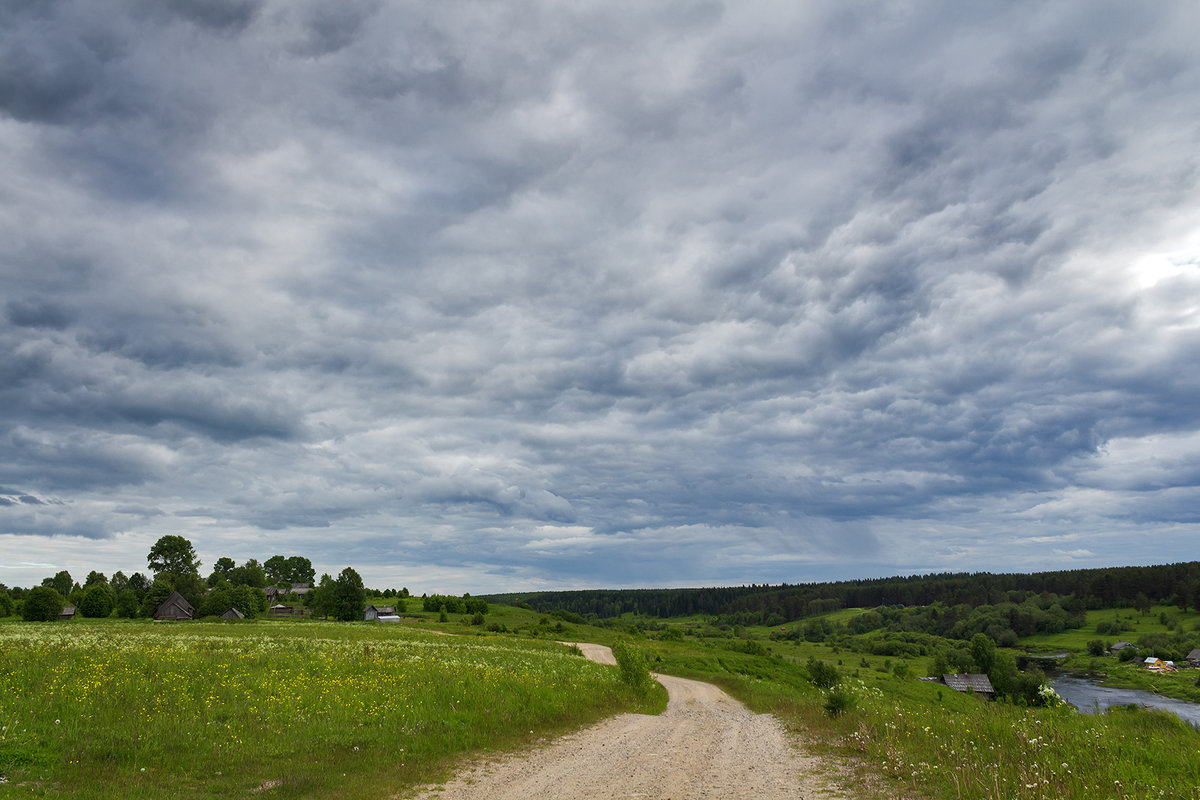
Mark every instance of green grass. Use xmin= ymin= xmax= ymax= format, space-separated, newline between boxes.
xmin=603 ymin=612 xmax=1200 ymax=800
xmin=0 ymin=619 xmax=664 ymax=799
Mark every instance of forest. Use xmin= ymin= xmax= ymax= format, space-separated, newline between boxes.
xmin=488 ymin=560 xmax=1200 ymax=624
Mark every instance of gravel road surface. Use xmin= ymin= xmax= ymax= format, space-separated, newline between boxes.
xmin=404 ymin=642 xmax=848 ymax=799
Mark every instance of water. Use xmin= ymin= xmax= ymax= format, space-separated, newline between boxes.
xmin=1051 ymin=675 xmax=1200 ymax=726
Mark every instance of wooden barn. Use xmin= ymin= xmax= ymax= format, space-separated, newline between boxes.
xmin=154 ymin=591 xmax=195 ymax=621
xmin=364 ymin=605 xmax=398 ymax=621
xmin=220 ymin=607 xmax=245 ymax=621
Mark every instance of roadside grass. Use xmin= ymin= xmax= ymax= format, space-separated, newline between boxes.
xmin=624 ymin=624 xmax=1200 ymax=800
xmin=0 ymin=619 xmax=660 ymax=799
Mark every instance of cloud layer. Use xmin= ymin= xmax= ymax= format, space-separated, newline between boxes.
xmin=2 ymin=1 xmax=1199 ymax=592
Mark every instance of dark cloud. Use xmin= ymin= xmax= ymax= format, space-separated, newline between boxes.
xmin=1 ymin=1 xmax=1198 ymax=590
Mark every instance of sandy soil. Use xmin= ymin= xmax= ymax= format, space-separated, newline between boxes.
xmin=403 ymin=642 xmax=850 ymax=799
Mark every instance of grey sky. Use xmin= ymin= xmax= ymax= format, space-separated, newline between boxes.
xmin=2 ymin=1 xmax=1198 ymax=593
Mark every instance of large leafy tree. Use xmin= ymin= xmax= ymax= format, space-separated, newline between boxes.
xmin=42 ymin=570 xmax=73 ymax=598
xmin=331 ymin=568 xmax=365 ymax=622
xmin=79 ymin=583 xmax=115 ymax=618
xmin=263 ymin=555 xmax=288 ymax=585
xmin=264 ymin=555 xmax=315 ymax=585
xmin=22 ymin=586 xmax=65 ymax=621
xmin=231 ymin=559 xmax=267 ymax=588
xmin=207 ymin=557 xmax=237 ymax=587
xmin=147 ymin=535 xmax=200 ymax=578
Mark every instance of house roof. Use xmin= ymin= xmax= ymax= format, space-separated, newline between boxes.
xmin=1110 ymin=641 xmax=1134 ymax=650
xmin=1187 ymin=648 xmax=1200 ymax=661
xmin=1144 ymin=656 xmax=1161 ymax=664
xmin=942 ymin=673 xmax=995 ymax=694
xmin=221 ymin=607 xmax=245 ymax=619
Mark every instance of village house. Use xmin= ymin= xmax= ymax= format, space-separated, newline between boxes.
xmin=1187 ymin=648 xmax=1200 ymax=668
xmin=364 ymin=605 xmax=400 ymax=622
xmin=59 ymin=605 xmax=76 ymax=621
xmin=154 ymin=591 xmax=195 ymax=621
xmin=220 ymin=607 xmax=245 ymax=621
xmin=1109 ymin=641 xmax=1135 ymax=654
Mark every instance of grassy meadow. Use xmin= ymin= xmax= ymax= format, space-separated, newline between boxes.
xmin=3 ymin=596 xmax=1200 ymax=799
xmin=0 ymin=616 xmax=663 ymax=799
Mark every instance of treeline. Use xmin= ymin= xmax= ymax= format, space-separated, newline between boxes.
xmin=0 ymin=535 xmax=410 ymax=623
xmin=490 ymin=561 xmax=1200 ymax=624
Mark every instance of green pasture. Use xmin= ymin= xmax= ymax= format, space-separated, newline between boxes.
xmin=0 ymin=619 xmax=662 ymax=799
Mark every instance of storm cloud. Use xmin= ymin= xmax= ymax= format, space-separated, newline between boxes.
xmin=2 ymin=1 xmax=1199 ymax=592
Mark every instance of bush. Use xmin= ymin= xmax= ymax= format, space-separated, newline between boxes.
xmin=611 ymin=639 xmax=655 ymax=695
xmin=1086 ymin=639 xmax=1107 ymax=656
xmin=807 ymin=657 xmax=840 ymax=689
xmin=21 ymin=586 xmax=65 ymax=621
xmin=824 ymin=687 xmax=856 ymax=717
xmin=79 ymin=584 xmax=114 ymax=618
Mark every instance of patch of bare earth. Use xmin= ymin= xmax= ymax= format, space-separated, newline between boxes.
xmin=402 ymin=643 xmax=852 ymax=799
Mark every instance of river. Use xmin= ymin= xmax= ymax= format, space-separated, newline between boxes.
xmin=1051 ymin=675 xmax=1200 ymax=726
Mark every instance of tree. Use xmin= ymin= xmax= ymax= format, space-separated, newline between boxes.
xmin=115 ymin=589 xmax=139 ymax=619
xmin=208 ymin=557 xmax=237 ymax=587
xmin=79 ymin=583 xmax=115 ymax=618
xmin=307 ymin=574 xmax=335 ymax=619
xmin=110 ymin=571 xmax=129 ymax=593
xmin=128 ymin=572 xmax=151 ymax=598
xmin=147 ymin=535 xmax=200 ymax=578
xmin=264 ymin=555 xmax=315 ymax=585
xmin=230 ymin=559 xmax=267 ymax=588
xmin=264 ymin=555 xmax=288 ymax=585
xmin=970 ymin=633 xmax=996 ymax=674
xmin=84 ymin=570 xmax=108 ymax=588
xmin=22 ymin=586 xmax=65 ymax=621
xmin=232 ymin=584 xmax=267 ymax=618
xmin=42 ymin=570 xmax=73 ymax=598
xmin=1134 ymin=592 xmax=1151 ymax=616
xmin=331 ymin=567 xmax=365 ymax=622
xmin=0 ymin=589 xmax=12 ymax=617
xmin=286 ymin=556 xmax=315 ymax=584
xmin=200 ymin=586 xmax=234 ymax=618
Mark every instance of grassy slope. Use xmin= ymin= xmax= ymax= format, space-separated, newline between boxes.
xmin=0 ymin=613 xmax=664 ymax=800
xmin=4 ymin=599 xmax=1198 ymax=800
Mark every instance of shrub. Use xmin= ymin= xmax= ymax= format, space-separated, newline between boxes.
xmin=79 ymin=584 xmax=114 ymax=618
xmin=824 ymin=687 xmax=856 ymax=717
xmin=807 ymin=657 xmax=840 ymax=689
xmin=21 ymin=586 xmax=65 ymax=621
xmin=611 ymin=639 xmax=655 ymax=695
xmin=1086 ymin=639 xmax=1107 ymax=656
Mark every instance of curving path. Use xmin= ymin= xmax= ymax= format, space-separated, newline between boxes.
xmin=404 ymin=642 xmax=849 ymax=799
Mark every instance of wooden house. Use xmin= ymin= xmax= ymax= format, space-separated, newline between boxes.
xmin=1187 ymin=648 xmax=1200 ymax=667
xmin=364 ymin=604 xmax=398 ymax=621
xmin=220 ymin=607 xmax=245 ymax=621
xmin=59 ymin=605 xmax=76 ymax=621
xmin=941 ymin=673 xmax=995 ymax=699
xmin=154 ymin=591 xmax=195 ymax=621
xmin=1110 ymin=641 xmax=1135 ymax=654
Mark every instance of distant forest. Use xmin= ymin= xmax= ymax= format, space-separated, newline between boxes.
xmin=485 ymin=561 xmax=1200 ymax=623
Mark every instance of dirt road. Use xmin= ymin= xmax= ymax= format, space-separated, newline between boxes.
xmin=405 ymin=642 xmax=848 ymax=799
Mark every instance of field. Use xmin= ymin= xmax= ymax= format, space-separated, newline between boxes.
xmin=0 ymin=618 xmax=662 ymax=799
xmin=4 ymin=599 xmax=1200 ymax=800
